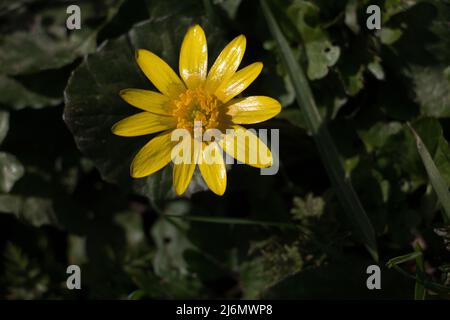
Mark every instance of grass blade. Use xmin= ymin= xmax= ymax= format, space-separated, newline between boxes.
xmin=386 ymin=251 xmax=422 ymax=268
xmin=387 ymin=249 xmax=450 ymax=296
xmin=408 ymin=123 xmax=450 ymax=222
xmin=414 ymin=244 xmax=426 ymax=300
xmin=165 ymin=214 xmax=298 ymax=230
xmin=261 ymin=0 xmax=378 ymax=261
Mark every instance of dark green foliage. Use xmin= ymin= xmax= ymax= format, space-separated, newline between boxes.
xmin=0 ymin=0 xmax=449 ymax=299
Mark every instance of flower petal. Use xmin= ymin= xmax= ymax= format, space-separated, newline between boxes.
xmin=179 ymin=25 xmax=208 ymax=89
xmin=120 ymin=89 xmax=173 ymax=115
xmin=219 ymin=125 xmax=272 ymax=168
xmin=131 ymin=130 xmax=175 ymax=178
xmin=173 ymin=138 xmax=199 ymax=195
xmin=215 ymin=62 xmax=263 ymax=103
xmin=112 ymin=112 xmax=176 ymax=137
xmin=199 ymin=142 xmax=226 ymax=196
xmin=226 ymin=96 xmax=281 ymax=124
xmin=206 ymin=35 xmax=246 ymax=94
xmin=135 ymin=49 xmax=185 ymax=98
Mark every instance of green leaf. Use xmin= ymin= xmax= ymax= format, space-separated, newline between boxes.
xmin=408 ymin=123 xmax=450 ymax=222
xmin=339 ymin=64 xmax=365 ymax=96
xmin=151 ymin=218 xmax=192 ymax=278
xmin=2 ymin=242 xmax=49 ymax=299
xmin=376 ymin=118 xmax=444 ymax=188
xmin=132 ymin=270 xmax=204 ymax=299
xmin=379 ymin=28 xmax=403 ymax=45
xmin=0 ymin=152 xmax=24 ymax=193
xmin=344 ymin=0 xmax=360 ymax=34
xmin=0 ymin=76 xmax=61 ymax=110
xmin=0 ymin=111 xmax=9 ymax=144
xmin=291 ymin=193 xmax=325 ymax=220
xmin=277 ymin=107 xmax=306 ymax=129
xmin=0 ymin=0 xmax=26 ymax=14
xmin=358 ymin=122 xmax=403 ymax=153
xmin=0 ymin=195 xmax=57 ymax=227
xmin=335 ymin=37 xmax=371 ymax=97
xmin=410 ymin=66 xmax=450 ymax=118
xmin=261 ymin=0 xmax=378 ymax=261
xmin=287 ymin=0 xmax=340 ymax=80
xmin=367 ymin=58 xmax=385 ymax=81
xmin=240 ymin=239 xmax=303 ymax=298
xmin=435 ymin=138 xmax=450 ymax=186
xmin=127 ymin=290 xmax=146 ymax=300
xmin=383 ymin=0 xmax=419 ymax=22
xmin=144 ymin=0 xmax=204 ymax=18
xmin=214 ymin=0 xmax=242 ymax=19
xmin=0 ymin=0 xmax=124 ymax=76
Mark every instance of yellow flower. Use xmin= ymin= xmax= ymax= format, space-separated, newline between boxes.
xmin=112 ymin=25 xmax=281 ymax=196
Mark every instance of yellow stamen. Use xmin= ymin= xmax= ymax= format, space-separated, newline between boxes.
xmin=172 ymin=87 xmax=223 ymax=132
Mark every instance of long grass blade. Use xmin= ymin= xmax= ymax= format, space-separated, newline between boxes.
xmin=261 ymin=0 xmax=378 ymax=261
xmin=386 ymin=252 xmax=422 ymax=268
xmin=165 ymin=214 xmax=298 ymax=230
xmin=408 ymin=123 xmax=450 ymax=222
xmin=414 ymin=244 xmax=426 ymax=300
xmin=387 ymin=249 xmax=449 ymax=296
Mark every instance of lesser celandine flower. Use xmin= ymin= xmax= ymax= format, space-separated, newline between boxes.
xmin=112 ymin=25 xmax=281 ymax=196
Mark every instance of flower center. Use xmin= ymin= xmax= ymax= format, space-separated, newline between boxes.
xmin=172 ymin=88 xmax=223 ymax=132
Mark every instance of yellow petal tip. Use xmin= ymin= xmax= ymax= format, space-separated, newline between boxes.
xmin=119 ymin=89 xmax=129 ymax=98
xmin=260 ymin=156 xmax=273 ymax=168
xmin=130 ymin=167 xmax=139 ymax=179
xmin=174 ymin=176 xmax=190 ymax=196
xmin=174 ymin=187 xmax=186 ymax=196
xmin=135 ymin=49 xmax=153 ymax=64
xmin=236 ymin=35 xmax=247 ymax=49
xmin=111 ymin=124 xmax=118 ymax=134
xmin=190 ymin=24 xmax=203 ymax=32
xmin=214 ymin=189 xmax=225 ymax=196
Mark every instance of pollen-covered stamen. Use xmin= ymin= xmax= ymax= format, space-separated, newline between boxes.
xmin=172 ymin=88 xmax=222 ymax=132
